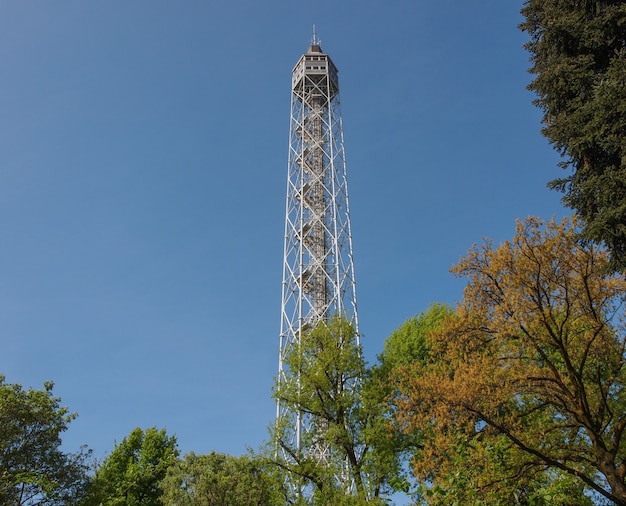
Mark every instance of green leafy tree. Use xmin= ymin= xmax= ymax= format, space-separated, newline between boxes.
xmin=0 ymin=375 xmax=90 ymax=506
xmin=520 ymin=0 xmax=626 ymax=270
xmin=272 ymin=317 xmax=391 ymax=504
xmin=395 ymin=217 xmax=626 ymax=504
xmin=378 ymin=304 xmax=452 ymax=373
xmin=161 ymin=451 xmax=284 ymax=506
xmin=367 ymin=304 xmax=454 ymax=503
xmin=83 ymin=426 xmax=178 ymax=506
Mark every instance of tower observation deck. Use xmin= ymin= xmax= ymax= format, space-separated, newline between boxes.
xmin=276 ymin=34 xmax=360 ymax=495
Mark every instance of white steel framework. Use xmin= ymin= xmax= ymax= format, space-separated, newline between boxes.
xmin=277 ymin=34 xmax=359 ymax=485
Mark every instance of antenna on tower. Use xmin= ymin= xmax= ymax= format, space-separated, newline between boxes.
xmin=311 ymin=25 xmax=321 ymax=49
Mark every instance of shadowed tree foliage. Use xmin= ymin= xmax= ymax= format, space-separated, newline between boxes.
xmin=395 ymin=217 xmax=626 ymax=504
xmin=520 ymin=0 xmax=626 ymax=270
xmin=82 ymin=426 xmax=178 ymax=506
xmin=0 ymin=376 xmax=90 ymax=506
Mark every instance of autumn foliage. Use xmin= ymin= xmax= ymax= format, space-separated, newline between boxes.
xmin=395 ymin=217 xmax=626 ymax=504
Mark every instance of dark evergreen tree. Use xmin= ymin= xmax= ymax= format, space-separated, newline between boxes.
xmin=520 ymin=0 xmax=626 ymax=270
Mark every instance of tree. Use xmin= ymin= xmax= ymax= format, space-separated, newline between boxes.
xmin=368 ymin=304 xmax=454 ymax=503
xmin=0 ymin=376 xmax=90 ymax=506
xmin=380 ymin=306 xmax=590 ymax=505
xmin=520 ymin=1 xmax=626 ymax=270
xmin=271 ymin=316 xmax=391 ymax=504
xmin=83 ymin=426 xmax=178 ymax=506
xmin=395 ymin=217 xmax=626 ymax=504
xmin=377 ymin=304 xmax=453 ymax=373
xmin=161 ymin=451 xmax=284 ymax=506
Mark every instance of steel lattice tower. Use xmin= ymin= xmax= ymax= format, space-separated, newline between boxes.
xmin=277 ymin=33 xmax=359 ymax=482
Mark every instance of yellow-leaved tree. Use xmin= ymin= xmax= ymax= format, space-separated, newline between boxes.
xmin=396 ymin=217 xmax=626 ymax=505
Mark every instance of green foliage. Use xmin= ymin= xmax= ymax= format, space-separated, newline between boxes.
xmin=83 ymin=426 xmax=178 ymax=506
xmin=272 ymin=316 xmax=398 ymax=503
xmin=520 ymin=0 xmax=626 ymax=269
xmin=0 ymin=375 xmax=90 ymax=506
xmin=378 ymin=303 xmax=453 ymax=373
xmin=366 ymin=304 xmax=454 ymax=503
xmin=161 ymin=451 xmax=284 ymax=506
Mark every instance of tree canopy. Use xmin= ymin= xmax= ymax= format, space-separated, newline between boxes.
xmin=0 ymin=376 xmax=90 ymax=506
xmin=272 ymin=316 xmax=394 ymax=504
xmin=395 ymin=216 xmax=626 ymax=504
xmin=162 ymin=451 xmax=284 ymax=506
xmin=520 ymin=0 xmax=626 ymax=270
xmin=82 ymin=426 xmax=178 ymax=506
xmin=368 ymin=304 xmax=454 ymax=502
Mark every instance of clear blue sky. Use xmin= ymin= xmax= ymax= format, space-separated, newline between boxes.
xmin=1 ymin=0 xmax=562 ymax=475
